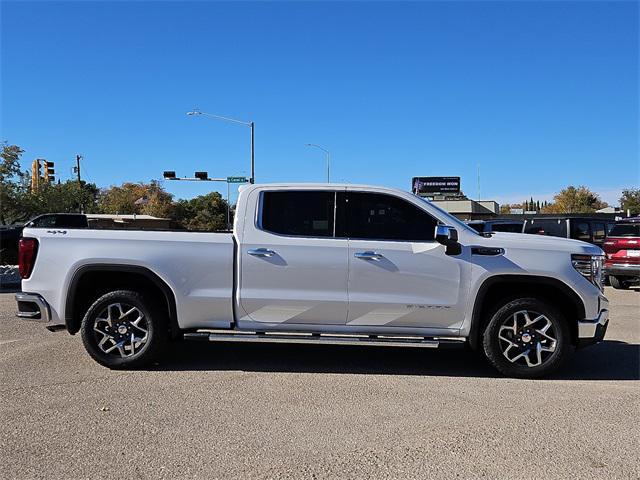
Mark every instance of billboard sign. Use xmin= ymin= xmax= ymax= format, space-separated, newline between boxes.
xmin=412 ymin=176 xmax=461 ymax=195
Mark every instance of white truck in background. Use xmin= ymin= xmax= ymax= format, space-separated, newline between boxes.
xmin=16 ymin=183 xmax=609 ymax=378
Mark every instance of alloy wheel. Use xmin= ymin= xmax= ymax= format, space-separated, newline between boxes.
xmin=497 ymin=310 xmax=557 ymax=367
xmin=92 ymin=303 xmax=149 ymax=358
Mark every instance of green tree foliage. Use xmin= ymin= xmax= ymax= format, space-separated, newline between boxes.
xmin=0 ymin=142 xmax=29 ymax=224
xmin=542 ymin=186 xmax=608 ymax=213
xmin=98 ymin=181 xmax=174 ymax=217
xmin=35 ymin=180 xmax=100 ymax=215
xmin=173 ymin=192 xmax=229 ymax=231
xmin=619 ymin=189 xmax=640 ymax=215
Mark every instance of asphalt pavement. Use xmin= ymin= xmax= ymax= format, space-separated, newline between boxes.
xmin=1 ymin=287 xmax=638 ymax=479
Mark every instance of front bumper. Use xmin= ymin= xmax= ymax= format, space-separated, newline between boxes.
xmin=605 ymin=263 xmax=640 ymax=278
xmin=577 ymin=308 xmax=609 ymax=348
xmin=15 ymin=292 xmax=51 ymax=322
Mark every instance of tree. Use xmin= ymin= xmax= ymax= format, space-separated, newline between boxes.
xmin=0 ymin=142 xmax=29 ymax=224
xmin=619 ymin=189 xmax=640 ymax=215
xmin=500 ymin=203 xmax=521 ymax=214
xmin=173 ymin=192 xmax=229 ymax=231
xmin=35 ymin=180 xmax=100 ymax=215
xmin=98 ymin=181 xmax=174 ymax=217
xmin=541 ymin=186 xmax=607 ymax=214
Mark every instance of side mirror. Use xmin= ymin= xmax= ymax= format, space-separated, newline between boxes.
xmin=435 ymin=225 xmax=462 ymax=255
xmin=436 ymin=225 xmax=458 ymax=244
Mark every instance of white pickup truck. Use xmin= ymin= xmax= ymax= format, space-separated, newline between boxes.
xmin=16 ymin=183 xmax=609 ymax=378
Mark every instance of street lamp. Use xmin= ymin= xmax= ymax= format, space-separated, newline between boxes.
xmin=187 ymin=109 xmax=255 ymax=184
xmin=306 ymin=144 xmax=330 ymax=183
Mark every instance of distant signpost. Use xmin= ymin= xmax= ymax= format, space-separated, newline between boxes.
xmin=227 ymin=176 xmax=248 ymax=184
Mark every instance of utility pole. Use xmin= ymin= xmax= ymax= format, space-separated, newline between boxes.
xmin=74 ymin=155 xmax=83 ymax=213
xmin=75 ymin=155 xmax=82 ymax=186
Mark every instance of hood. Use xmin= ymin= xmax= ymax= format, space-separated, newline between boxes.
xmin=479 ymin=232 xmax=603 ymax=255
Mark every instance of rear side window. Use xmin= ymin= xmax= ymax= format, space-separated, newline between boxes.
xmin=346 ymin=192 xmax=437 ymax=241
xmin=572 ymin=222 xmax=591 ymax=242
xmin=609 ymin=224 xmax=640 ymax=237
xmin=261 ymin=191 xmax=335 ymax=237
xmin=524 ymin=219 xmax=568 ymax=237
xmin=593 ymin=223 xmax=606 ymax=241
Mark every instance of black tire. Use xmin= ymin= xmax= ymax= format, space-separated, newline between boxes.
xmin=80 ymin=290 xmax=168 ymax=369
xmin=482 ymin=297 xmax=572 ymax=379
xmin=609 ymin=276 xmax=629 ymax=290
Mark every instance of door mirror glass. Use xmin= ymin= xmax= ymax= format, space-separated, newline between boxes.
xmin=436 ymin=225 xmax=458 ymax=244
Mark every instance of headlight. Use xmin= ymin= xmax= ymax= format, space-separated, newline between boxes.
xmin=571 ymin=254 xmax=605 ymax=292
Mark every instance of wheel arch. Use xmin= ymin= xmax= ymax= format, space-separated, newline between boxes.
xmin=64 ymin=264 xmax=180 ymax=338
xmin=468 ymin=274 xmax=586 ymax=351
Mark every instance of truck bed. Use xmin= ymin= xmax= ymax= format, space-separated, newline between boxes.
xmin=20 ymin=228 xmax=235 ymax=330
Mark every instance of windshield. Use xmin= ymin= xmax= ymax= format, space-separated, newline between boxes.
xmin=608 ymin=224 xmax=640 ymax=237
xmin=415 ymin=196 xmax=480 ymax=235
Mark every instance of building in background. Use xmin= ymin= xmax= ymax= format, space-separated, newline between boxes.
xmin=86 ymin=214 xmax=174 ymax=230
xmin=412 ymin=176 xmax=499 ymax=220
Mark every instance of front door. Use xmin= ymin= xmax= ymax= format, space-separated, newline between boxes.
xmin=345 ymin=191 xmax=467 ymax=331
xmin=238 ymin=189 xmax=349 ymax=327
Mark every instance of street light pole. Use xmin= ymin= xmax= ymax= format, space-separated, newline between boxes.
xmin=187 ymin=109 xmax=255 ymax=184
xmin=250 ymin=121 xmax=255 ymax=185
xmin=306 ymin=144 xmax=330 ymax=183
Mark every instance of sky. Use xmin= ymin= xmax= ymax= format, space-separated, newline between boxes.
xmin=1 ymin=0 xmax=638 ymax=206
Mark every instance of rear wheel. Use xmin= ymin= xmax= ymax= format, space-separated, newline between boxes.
xmin=609 ymin=275 xmax=630 ymax=290
xmin=80 ymin=290 xmax=168 ymax=369
xmin=482 ymin=298 xmax=572 ymax=378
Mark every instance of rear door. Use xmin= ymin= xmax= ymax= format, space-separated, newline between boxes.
xmin=238 ymin=189 xmax=349 ymax=327
xmin=344 ymin=191 xmax=468 ymax=331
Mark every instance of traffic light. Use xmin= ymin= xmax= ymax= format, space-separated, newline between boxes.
xmin=43 ymin=160 xmax=55 ymax=183
xmin=31 ymin=160 xmax=41 ymax=192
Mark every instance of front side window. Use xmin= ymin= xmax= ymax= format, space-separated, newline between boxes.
xmin=261 ymin=191 xmax=335 ymax=237
xmin=346 ymin=192 xmax=437 ymax=241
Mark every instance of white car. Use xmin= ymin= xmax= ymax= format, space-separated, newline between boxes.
xmin=16 ymin=183 xmax=609 ymax=378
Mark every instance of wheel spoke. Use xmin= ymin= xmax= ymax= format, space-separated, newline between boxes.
xmin=129 ymin=333 xmax=136 ymax=355
xmin=94 ymin=302 xmax=149 ymax=358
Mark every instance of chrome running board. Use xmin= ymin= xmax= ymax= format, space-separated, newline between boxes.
xmin=184 ymin=330 xmax=466 ymax=348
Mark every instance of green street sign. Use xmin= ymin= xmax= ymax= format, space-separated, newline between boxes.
xmin=227 ymin=176 xmax=248 ymax=183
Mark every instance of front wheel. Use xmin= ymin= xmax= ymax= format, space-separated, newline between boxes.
xmin=80 ymin=290 xmax=168 ymax=369
xmin=482 ymin=298 xmax=572 ymax=379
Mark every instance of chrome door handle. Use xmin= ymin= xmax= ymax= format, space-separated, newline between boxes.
xmin=248 ymin=248 xmax=276 ymax=257
xmin=354 ymin=251 xmax=384 ymax=260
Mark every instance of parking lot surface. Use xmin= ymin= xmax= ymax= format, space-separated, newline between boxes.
xmin=1 ymin=287 xmax=638 ymax=479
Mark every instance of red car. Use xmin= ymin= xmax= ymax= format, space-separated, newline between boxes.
xmin=602 ymin=222 xmax=640 ymax=289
